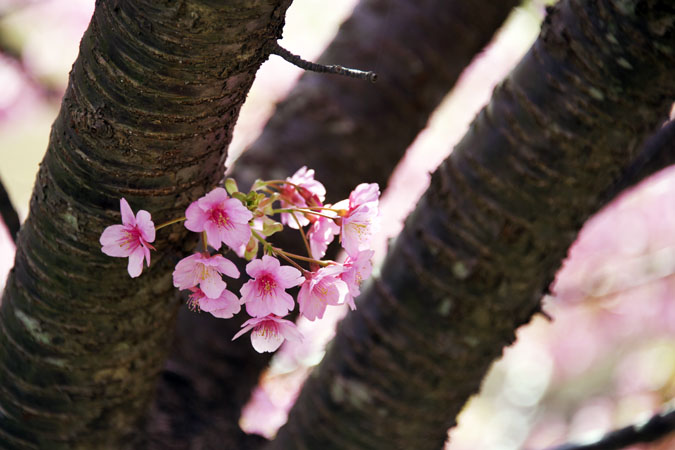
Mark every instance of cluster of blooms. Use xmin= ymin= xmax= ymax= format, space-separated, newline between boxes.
xmin=100 ymin=167 xmax=379 ymax=353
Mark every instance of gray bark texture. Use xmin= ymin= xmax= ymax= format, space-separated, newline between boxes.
xmin=0 ymin=1 xmax=292 ymax=448
xmin=268 ymin=1 xmax=675 ymax=449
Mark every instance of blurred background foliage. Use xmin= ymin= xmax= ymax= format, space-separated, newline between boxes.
xmin=0 ymin=1 xmax=673 ymax=449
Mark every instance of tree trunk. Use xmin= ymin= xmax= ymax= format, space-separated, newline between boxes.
xmin=155 ymin=1 xmax=520 ymax=445
xmin=0 ymin=1 xmax=291 ymax=449
xmin=269 ymin=1 xmax=675 ymax=449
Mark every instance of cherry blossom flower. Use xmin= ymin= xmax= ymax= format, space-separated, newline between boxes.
xmin=187 ymin=287 xmax=242 ymax=319
xmin=185 ymin=187 xmax=253 ymax=252
xmin=240 ymin=255 xmax=304 ymax=318
xmin=341 ymin=250 xmax=374 ymax=310
xmin=298 ymin=265 xmax=349 ymax=321
xmin=341 ymin=202 xmax=380 ymax=258
xmin=280 ymin=166 xmax=326 ymax=229
xmin=173 ymin=252 xmax=239 ymax=299
xmin=232 ymin=314 xmax=303 ymax=353
xmin=100 ymin=198 xmax=156 ymax=278
xmin=335 ymin=183 xmax=381 ymax=258
xmin=308 ymin=214 xmax=340 ymax=259
xmin=349 ymin=183 xmax=380 ymax=209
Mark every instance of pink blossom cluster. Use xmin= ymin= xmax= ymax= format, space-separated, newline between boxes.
xmin=99 ymin=167 xmax=379 ymax=353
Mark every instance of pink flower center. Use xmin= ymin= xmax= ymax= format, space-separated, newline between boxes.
xmin=257 ymin=274 xmax=277 ymax=299
xmin=315 ymin=279 xmax=330 ymax=301
xmin=187 ymin=292 xmax=202 ymax=311
xmin=255 ymin=321 xmax=279 ymax=339
xmin=348 ymin=222 xmax=368 ymax=239
xmin=198 ymin=264 xmax=211 ymax=281
xmin=120 ymin=228 xmax=140 ymax=249
xmin=211 ymin=208 xmax=232 ymax=228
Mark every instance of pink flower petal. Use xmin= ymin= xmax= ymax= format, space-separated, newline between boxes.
xmin=349 ymin=183 xmax=380 ymax=209
xmin=245 ymin=258 xmax=265 ymax=278
xmin=298 ymin=282 xmax=324 ymax=321
xmin=100 ymin=225 xmax=131 ymax=256
xmin=135 ymin=210 xmax=155 ymax=242
xmin=142 ymin=244 xmax=151 ymax=268
xmin=203 ymin=220 xmax=222 ymax=250
xmin=231 ymin=316 xmax=302 ymax=353
xmin=298 ymin=267 xmax=348 ymax=320
xmin=277 ymin=320 xmax=303 ymax=342
xmin=241 ymin=257 xmax=300 ymax=318
xmin=220 ymin=222 xmax=251 ymax=251
xmin=200 ymin=289 xmax=241 ymax=318
xmin=251 ymin=326 xmax=285 ymax=353
xmin=200 ymin=271 xmax=227 ymax=299
xmin=127 ymin=247 xmax=145 ymax=278
xmin=341 ymin=203 xmax=378 ymax=258
xmin=309 ymin=216 xmax=340 ymax=259
xmin=223 ymin=198 xmax=253 ymax=222
xmin=120 ymin=198 xmax=135 ymax=226
xmin=198 ymin=187 xmax=229 ymax=210
xmin=275 ymin=265 xmax=304 ymax=288
xmin=184 ymin=201 xmax=207 ymax=232
xmin=269 ymin=290 xmax=295 ymax=316
xmin=232 ymin=323 xmax=255 ymax=341
xmin=214 ymin=255 xmax=240 ymax=279
xmin=100 ymin=199 xmax=156 ymax=278
xmin=260 ymin=255 xmax=280 ymax=272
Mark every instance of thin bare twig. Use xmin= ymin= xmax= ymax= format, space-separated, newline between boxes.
xmin=270 ymin=42 xmax=377 ymax=83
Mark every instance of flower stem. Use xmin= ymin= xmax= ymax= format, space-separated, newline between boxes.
xmin=155 ymin=216 xmax=186 ymax=230
xmin=201 ymin=231 xmax=208 ymax=252
xmin=251 ymin=229 xmax=331 ymax=270
xmin=290 ymin=212 xmax=313 ymax=258
xmin=264 ymin=180 xmax=302 ymax=190
xmin=274 ymin=208 xmax=336 ymax=219
xmin=276 ymin=251 xmax=308 ymax=273
xmin=299 ymin=206 xmax=344 ymax=213
xmin=251 ymin=229 xmax=307 ymax=273
xmin=276 ymin=249 xmax=332 ymax=267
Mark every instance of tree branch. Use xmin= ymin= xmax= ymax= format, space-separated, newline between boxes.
xmin=0 ymin=175 xmax=20 ymax=243
xmin=271 ymin=42 xmax=377 ymax=82
xmin=602 ymin=120 xmax=675 ymax=203
xmin=546 ymin=404 xmax=675 ymax=450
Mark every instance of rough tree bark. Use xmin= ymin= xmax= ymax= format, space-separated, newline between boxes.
xmin=0 ymin=1 xmax=292 ymax=449
xmin=154 ymin=1 xmax=521 ymax=445
xmin=268 ymin=1 xmax=675 ymax=449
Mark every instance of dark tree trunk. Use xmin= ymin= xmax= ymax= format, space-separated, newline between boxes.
xmin=0 ymin=1 xmax=291 ymax=449
xmin=268 ymin=1 xmax=675 ymax=449
xmin=156 ymin=1 xmax=520 ymax=445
